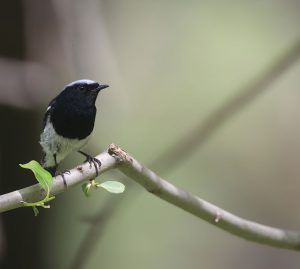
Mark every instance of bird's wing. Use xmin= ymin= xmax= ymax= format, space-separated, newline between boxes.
xmin=42 ymin=98 xmax=57 ymax=129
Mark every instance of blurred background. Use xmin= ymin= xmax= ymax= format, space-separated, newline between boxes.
xmin=1 ymin=0 xmax=300 ymax=268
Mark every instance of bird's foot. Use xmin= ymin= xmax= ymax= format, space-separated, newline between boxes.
xmin=55 ymin=170 xmax=70 ymax=189
xmin=78 ymin=151 xmax=101 ymax=176
xmin=86 ymin=156 xmax=102 ymax=177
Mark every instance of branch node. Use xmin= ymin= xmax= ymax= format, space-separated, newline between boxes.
xmin=108 ymin=143 xmax=132 ymax=163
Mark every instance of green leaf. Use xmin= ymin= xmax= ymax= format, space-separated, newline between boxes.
xmin=82 ymin=182 xmax=92 ymax=197
xmin=98 ymin=181 xmax=125 ymax=194
xmin=20 ymin=160 xmax=53 ymax=192
xmin=19 ymin=160 xmax=55 ymax=215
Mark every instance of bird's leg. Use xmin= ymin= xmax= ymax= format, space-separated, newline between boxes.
xmin=53 ymin=154 xmax=69 ymax=189
xmin=45 ymin=166 xmax=57 ymax=177
xmin=78 ymin=150 xmax=101 ymax=177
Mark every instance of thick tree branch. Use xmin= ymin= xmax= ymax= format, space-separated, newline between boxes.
xmin=1 ymin=144 xmax=300 ymax=250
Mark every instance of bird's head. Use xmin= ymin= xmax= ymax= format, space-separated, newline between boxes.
xmin=63 ymin=79 xmax=109 ymax=106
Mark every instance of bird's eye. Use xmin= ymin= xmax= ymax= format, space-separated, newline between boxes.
xmin=78 ymin=86 xmax=85 ymax=91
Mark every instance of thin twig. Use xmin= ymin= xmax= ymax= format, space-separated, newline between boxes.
xmin=2 ymin=144 xmax=300 ymax=250
xmin=110 ymin=144 xmax=300 ymax=250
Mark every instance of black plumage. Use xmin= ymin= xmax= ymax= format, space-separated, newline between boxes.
xmin=40 ymin=79 xmax=108 ymax=176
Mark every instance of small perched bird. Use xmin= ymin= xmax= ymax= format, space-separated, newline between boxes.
xmin=40 ymin=79 xmax=109 ymax=178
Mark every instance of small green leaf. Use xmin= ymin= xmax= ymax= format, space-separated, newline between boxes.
xmin=20 ymin=160 xmax=53 ymax=191
xmin=82 ymin=182 xmax=92 ymax=197
xmin=20 ymin=160 xmax=55 ymax=216
xmin=98 ymin=181 xmax=125 ymax=194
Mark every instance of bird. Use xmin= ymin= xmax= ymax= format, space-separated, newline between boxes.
xmin=39 ymin=79 xmax=109 ymax=182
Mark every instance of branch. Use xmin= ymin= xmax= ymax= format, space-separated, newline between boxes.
xmin=1 ymin=144 xmax=300 ymax=250
xmin=0 ymin=150 xmax=117 ymax=213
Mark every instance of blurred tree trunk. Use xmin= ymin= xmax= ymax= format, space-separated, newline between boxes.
xmin=0 ymin=1 xmax=44 ymax=268
xmin=0 ymin=106 xmax=42 ymax=268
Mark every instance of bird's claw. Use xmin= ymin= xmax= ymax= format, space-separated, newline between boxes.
xmin=54 ymin=170 xmax=70 ymax=189
xmin=86 ymin=156 xmax=101 ymax=177
xmin=78 ymin=151 xmax=101 ymax=177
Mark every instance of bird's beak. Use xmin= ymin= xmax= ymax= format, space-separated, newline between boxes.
xmin=97 ymin=84 xmax=109 ymax=91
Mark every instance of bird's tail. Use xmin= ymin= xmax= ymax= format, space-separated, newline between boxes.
xmin=41 ymin=154 xmax=56 ymax=176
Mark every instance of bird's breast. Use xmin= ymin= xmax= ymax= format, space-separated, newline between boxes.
xmin=40 ymin=119 xmax=90 ymax=167
xmin=51 ymin=104 xmax=96 ymax=139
